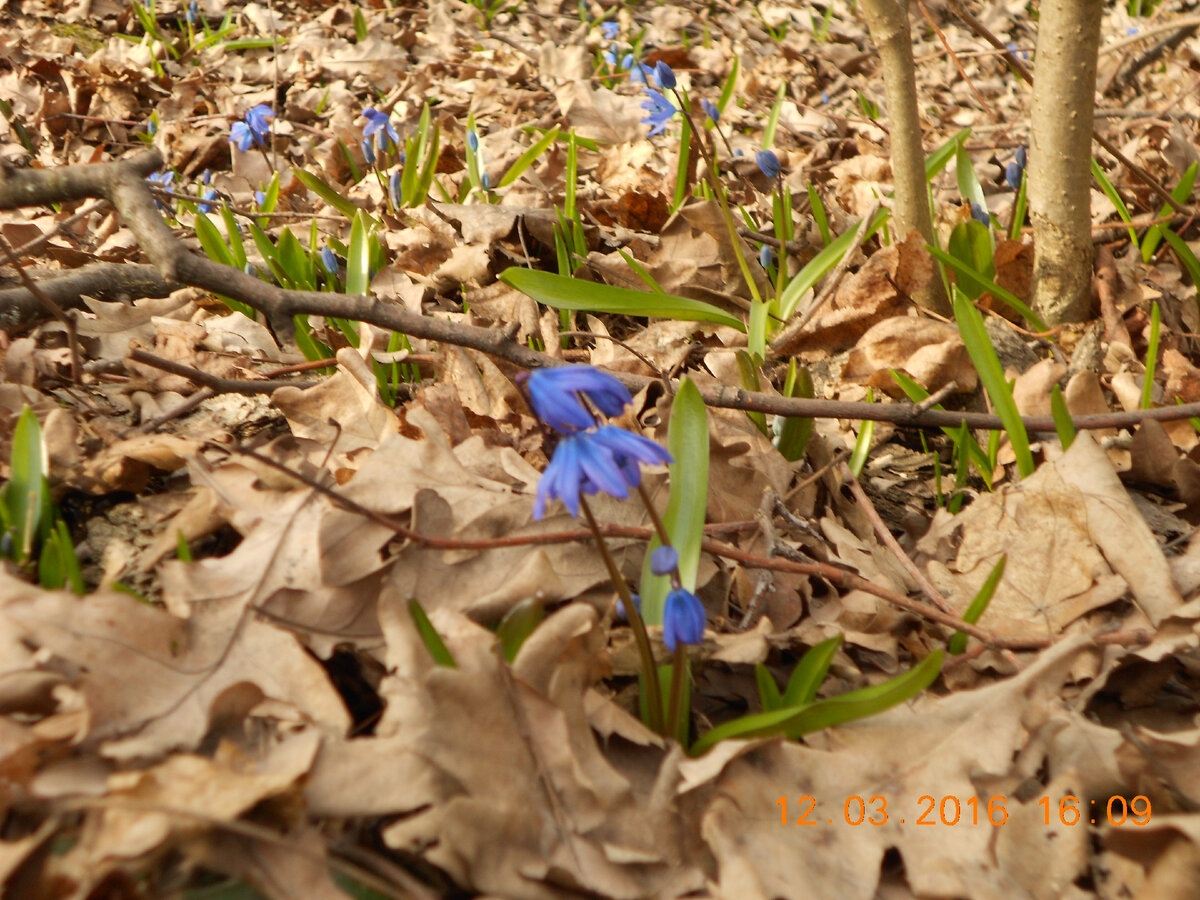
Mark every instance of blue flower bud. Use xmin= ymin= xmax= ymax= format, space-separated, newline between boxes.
xmin=254 ymin=190 xmax=266 ymax=207
xmin=663 ymin=587 xmax=705 ymax=651
xmin=701 ymin=98 xmax=720 ymax=123
xmin=389 ymin=169 xmax=402 ymax=208
xmin=970 ymin=201 xmax=989 ymax=226
xmin=650 ymin=545 xmax=678 ymax=576
xmin=756 ymin=150 xmax=781 ymax=179
xmin=481 ymin=171 xmax=491 ymax=191
xmin=467 ymin=129 xmax=479 ymax=153
xmin=320 ymin=245 xmax=338 ymax=274
xmin=620 ymin=53 xmax=634 ymax=70
xmin=654 ymin=61 xmax=676 ymax=89
xmin=600 ymin=21 xmax=619 ymax=39
xmin=361 ymin=137 xmax=376 ymax=166
xmin=759 ymin=245 xmax=775 ymax=268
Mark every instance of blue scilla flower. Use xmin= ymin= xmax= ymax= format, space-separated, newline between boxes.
xmin=481 ymin=171 xmax=492 ymax=191
xmin=702 ymin=98 xmax=720 ymax=123
xmin=969 ymin=201 xmax=989 ymax=226
xmin=654 ymin=61 xmax=676 ymax=90
xmin=362 ymin=107 xmax=398 ymax=150
xmin=663 ymin=586 xmax=705 ymax=651
xmin=641 ymin=88 xmax=677 ymax=136
xmin=1005 ymin=161 xmax=1022 ymax=191
xmin=197 ymin=187 xmax=218 ymax=213
xmin=525 ymin=365 xmax=632 ymax=432
xmin=650 ymin=545 xmax=678 ymax=576
xmin=254 ymin=190 xmax=266 ymax=207
xmin=604 ymin=45 xmax=618 ymax=66
xmin=146 ymin=170 xmax=175 ymax=210
xmin=186 ymin=0 xmax=199 ymax=24
xmin=361 ymin=137 xmax=376 ymax=166
xmin=759 ymin=245 xmax=775 ymax=268
xmin=230 ymin=104 xmax=273 ymax=151
xmin=589 ymin=425 xmax=672 ymax=488
xmin=630 ymin=61 xmax=655 ymax=85
xmin=466 ymin=129 xmax=479 ymax=153
xmin=389 ymin=169 xmax=402 ymax=208
xmin=533 ymin=427 xmax=670 ymax=518
xmin=600 ymin=20 xmax=619 ymax=39
xmin=320 ymin=245 xmax=338 ymax=274
xmin=756 ymin=149 xmax=781 ymax=179
xmin=621 ymin=53 xmax=635 ymax=70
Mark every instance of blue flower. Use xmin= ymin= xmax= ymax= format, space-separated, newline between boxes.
xmin=146 ymin=170 xmax=175 ymax=210
xmin=600 ymin=20 xmax=619 ymax=39
xmin=621 ymin=53 xmax=635 ymax=70
xmin=230 ymin=104 xmax=273 ymax=151
xmin=615 ymin=593 xmax=641 ymax=621
xmin=756 ymin=149 xmax=781 ymax=179
xmin=654 ymin=61 xmax=676 ymax=90
xmin=525 ymin=365 xmax=633 ymax=432
xmin=650 ymin=545 xmax=678 ymax=576
xmin=1015 ymin=145 xmax=1027 ymax=169
xmin=466 ymin=129 xmax=479 ymax=153
xmin=481 ymin=171 xmax=491 ymax=191
xmin=533 ymin=426 xmax=670 ymax=518
xmin=197 ymin=187 xmax=218 ymax=213
xmin=640 ymin=88 xmax=677 ymax=136
xmin=588 ymin=425 xmax=672 ymax=489
xmin=389 ymin=169 xmax=402 ymax=208
xmin=759 ymin=245 xmax=775 ymax=268
xmin=186 ymin=0 xmax=199 ymax=24
xmin=702 ymin=98 xmax=720 ymax=123
xmin=969 ymin=201 xmax=989 ymax=226
xmin=629 ymin=62 xmax=655 ymax=84
xmin=146 ymin=118 xmax=157 ymax=136
xmin=1005 ymin=161 xmax=1023 ymax=191
xmin=320 ymin=245 xmax=338 ymax=274
xmin=254 ymin=190 xmax=266 ymax=207
xmin=362 ymin=107 xmax=398 ymax=150
xmin=663 ymin=587 xmax=705 ymax=651
xmin=361 ymin=137 xmax=376 ymax=166
xmin=603 ymin=46 xmax=618 ymax=66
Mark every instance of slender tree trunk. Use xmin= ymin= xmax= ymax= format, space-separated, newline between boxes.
xmin=1029 ymin=0 xmax=1103 ymax=324
xmin=860 ymin=0 xmax=949 ymax=315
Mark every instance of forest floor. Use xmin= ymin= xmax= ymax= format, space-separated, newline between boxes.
xmin=1 ymin=0 xmax=1200 ymax=898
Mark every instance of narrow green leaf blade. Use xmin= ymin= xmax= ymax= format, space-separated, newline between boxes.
xmin=499 ymin=267 xmax=746 ymax=331
xmin=408 ymin=600 xmax=456 ymax=667
xmin=781 ymin=634 xmax=843 ymax=706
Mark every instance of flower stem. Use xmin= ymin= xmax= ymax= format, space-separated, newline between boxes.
xmin=579 ymin=495 xmax=665 ymax=734
xmin=636 ymin=482 xmax=673 ymax=548
xmin=666 ymin=646 xmax=688 ymax=743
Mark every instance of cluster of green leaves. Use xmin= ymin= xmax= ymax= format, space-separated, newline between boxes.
xmin=125 ymin=0 xmax=275 ymax=78
xmin=0 ymin=408 xmax=84 ymax=593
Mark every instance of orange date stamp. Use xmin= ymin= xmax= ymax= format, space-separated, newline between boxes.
xmin=777 ymin=794 xmax=1153 ymax=827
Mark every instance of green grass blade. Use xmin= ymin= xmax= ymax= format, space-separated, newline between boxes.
xmin=408 ymin=600 xmax=456 ymax=667
xmin=848 ymin=388 xmax=875 ymax=477
xmin=1091 ymin=158 xmax=1138 ymax=250
xmin=639 ymin=378 xmax=709 ymax=624
xmin=5 ymin=407 xmax=47 ymax=564
xmin=948 ymin=555 xmax=1005 ymax=654
xmin=755 ymin=665 xmax=783 ymax=711
xmin=761 ymin=83 xmax=786 ymax=149
xmin=946 ymin=220 xmax=994 ymax=300
xmin=346 ymin=210 xmax=372 ymax=296
xmin=1161 ymin=229 xmax=1200 ymax=300
xmin=1142 ymin=300 xmax=1160 ymax=409
xmin=500 ymin=267 xmax=745 ymax=330
xmin=691 ymin=649 xmax=944 ymax=754
xmin=497 ymin=125 xmax=560 ymax=189
xmin=781 ymin=634 xmax=843 ymax=706
xmin=292 ymin=169 xmax=363 ymax=222
xmin=497 ymin=597 xmax=545 ymax=662
xmin=891 ymin=365 xmax=994 ymax=491
xmin=1050 ymin=384 xmax=1075 ymax=450
xmin=952 ymin=288 xmax=1034 ymax=478
xmin=735 ymin=351 xmax=768 ymax=435
xmin=778 ymin=208 xmax=888 ymax=319
xmin=927 ymin=244 xmax=1047 ymax=332
xmin=776 ymin=360 xmax=814 ymax=462
xmin=925 ymin=128 xmax=971 ymax=181
xmin=1143 ymin=163 xmax=1197 ymax=261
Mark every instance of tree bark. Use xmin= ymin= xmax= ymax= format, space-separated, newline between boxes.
xmin=1029 ymin=0 xmax=1103 ymax=324
xmin=859 ymin=0 xmax=949 ymax=315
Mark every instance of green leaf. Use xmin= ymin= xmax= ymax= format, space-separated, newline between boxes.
xmin=952 ymin=288 xmax=1035 ymax=478
xmin=781 ymin=634 xmax=843 ymax=706
xmin=1162 ymin=228 xmax=1200 ymax=297
xmin=39 ymin=520 xmax=83 ymax=594
xmin=219 ymin=206 xmax=247 ymax=268
xmin=928 ymin=244 xmax=1047 ymax=332
xmin=691 ymin=649 xmax=944 ymax=754
xmin=946 ymin=220 xmax=994 ymax=300
xmin=891 ymin=369 xmax=993 ymax=489
xmin=4 ymin=407 xmax=47 ymax=564
xmin=292 ymin=169 xmax=364 ymax=222
xmin=346 ymin=210 xmax=373 ymax=296
xmin=755 ymin=664 xmax=783 ymax=711
xmin=497 ymin=597 xmax=544 ymax=662
xmin=1091 ymin=158 xmax=1137 ymax=250
xmin=195 ymin=213 xmax=235 ymax=267
xmin=925 ymin=128 xmax=971 ymax=181
xmin=497 ymin=126 xmax=560 ymax=189
xmin=1050 ymin=385 xmax=1075 ymax=450
xmin=761 ymin=82 xmax=786 ymax=150
xmin=955 ymin=143 xmax=991 ymax=239
xmin=948 ymin=554 xmax=1004 ymax=654
xmin=1143 ymin=163 xmax=1198 ymax=262
xmin=499 ymin=268 xmax=746 ymax=331
xmin=353 ymin=6 xmax=368 ymax=41
xmin=776 ymin=360 xmax=814 ymax=462
xmin=777 ymin=208 xmax=889 ymax=320
xmin=847 ymin=388 xmax=875 ymax=477
xmin=408 ymin=600 xmax=456 ymax=667
xmin=1142 ymin=301 xmax=1160 ymax=410
xmin=735 ymin=351 xmax=768 ymax=436
xmin=639 ymin=378 xmax=709 ymax=625
xmin=292 ymin=315 xmax=333 ymax=365
xmin=275 ymin=228 xmax=315 ymax=290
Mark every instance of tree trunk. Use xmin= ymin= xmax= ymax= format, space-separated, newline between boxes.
xmin=859 ymin=0 xmax=949 ymax=315
xmin=1029 ymin=0 xmax=1103 ymax=324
